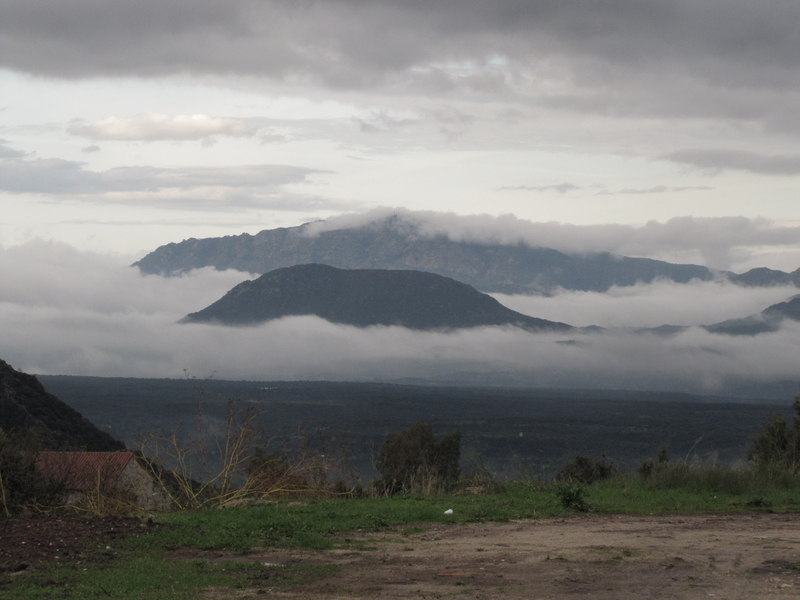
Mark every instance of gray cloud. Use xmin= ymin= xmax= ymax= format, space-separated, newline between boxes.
xmin=306 ymin=209 xmax=800 ymax=270
xmin=0 ymin=139 xmax=25 ymax=159
xmin=661 ymin=149 xmax=800 ymax=175
xmin=80 ymin=145 xmax=101 ymax=153
xmin=1 ymin=1 xmax=800 ymax=130
xmin=0 ymin=152 xmax=333 ymax=210
xmin=1 ymin=240 xmax=799 ymax=395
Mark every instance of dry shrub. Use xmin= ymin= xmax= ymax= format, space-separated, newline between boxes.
xmin=243 ymin=426 xmax=356 ymax=499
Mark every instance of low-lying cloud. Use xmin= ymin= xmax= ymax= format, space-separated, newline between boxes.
xmin=1 ymin=240 xmax=799 ymax=398
xmin=494 ymin=281 xmax=799 ymax=329
xmin=304 ymin=208 xmax=800 ymax=271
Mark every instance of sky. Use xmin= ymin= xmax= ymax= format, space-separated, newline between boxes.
xmin=1 ymin=0 xmax=800 ymax=393
xmin=1 ymin=0 xmax=800 ymax=264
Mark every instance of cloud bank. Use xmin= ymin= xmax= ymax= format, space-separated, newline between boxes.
xmin=305 ymin=208 xmax=800 ymax=271
xmin=662 ymin=149 xmax=800 ymax=176
xmin=1 ymin=240 xmax=799 ymax=398
xmin=493 ymin=281 xmax=800 ymax=329
xmin=0 ymin=148 xmax=333 ymax=210
xmin=2 ymin=0 xmax=800 ymax=136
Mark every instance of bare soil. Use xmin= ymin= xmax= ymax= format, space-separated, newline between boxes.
xmin=0 ymin=513 xmax=157 ymax=572
xmin=207 ymin=512 xmax=800 ymax=599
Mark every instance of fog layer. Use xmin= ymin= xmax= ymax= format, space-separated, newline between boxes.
xmin=1 ymin=241 xmax=798 ymax=396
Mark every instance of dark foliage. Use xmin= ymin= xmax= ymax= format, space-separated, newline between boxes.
xmin=556 ymin=453 xmax=618 ymax=485
xmin=0 ymin=431 xmax=64 ymax=515
xmin=747 ymin=396 xmax=800 ymax=470
xmin=375 ymin=422 xmax=461 ymax=494
xmin=556 ymin=482 xmax=590 ymax=512
xmin=639 ymin=444 xmax=670 ymax=480
xmin=0 ymin=359 xmax=124 ymax=451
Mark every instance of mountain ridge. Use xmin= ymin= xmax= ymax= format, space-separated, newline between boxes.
xmin=134 ymin=218 xmax=766 ymax=295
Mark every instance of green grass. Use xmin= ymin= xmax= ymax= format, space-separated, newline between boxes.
xmin=4 ymin=472 xmax=800 ymax=599
xmin=0 ymin=552 xmax=338 ymax=600
xmin=136 ymin=484 xmax=559 ymax=553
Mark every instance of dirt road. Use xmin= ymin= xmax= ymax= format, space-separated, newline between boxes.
xmin=241 ymin=513 xmax=800 ymax=599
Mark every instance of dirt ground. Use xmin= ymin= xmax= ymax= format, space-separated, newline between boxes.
xmin=227 ymin=512 xmax=800 ymax=600
xmin=4 ymin=512 xmax=800 ymax=598
xmin=0 ymin=513 xmax=156 ymax=572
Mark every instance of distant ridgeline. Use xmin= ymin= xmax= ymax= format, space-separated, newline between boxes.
xmin=181 ymin=264 xmax=573 ymax=331
xmin=133 ymin=217 xmax=800 ymax=294
xmin=0 ymin=359 xmax=124 ymax=451
xmin=702 ymin=295 xmax=800 ymax=336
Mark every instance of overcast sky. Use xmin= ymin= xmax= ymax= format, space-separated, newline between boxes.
xmin=1 ymin=0 xmax=800 ymax=269
xmin=2 ymin=1 xmax=800 ymax=390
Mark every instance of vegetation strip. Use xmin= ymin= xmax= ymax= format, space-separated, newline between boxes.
xmin=2 ymin=474 xmax=800 ymax=599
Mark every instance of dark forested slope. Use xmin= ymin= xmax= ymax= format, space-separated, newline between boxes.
xmin=0 ymin=359 xmax=123 ymax=451
xmin=181 ymin=263 xmax=572 ymax=331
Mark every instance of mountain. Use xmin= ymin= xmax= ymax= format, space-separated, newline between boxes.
xmin=0 ymin=359 xmax=124 ymax=451
xmin=134 ymin=218 xmax=720 ymax=294
xmin=728 ymin=267 xmax=800 ymax=288
xmin=181 ymin=263 xmax=573 ymax=331
xmin=703 ymin=295 xmax=800 ymax=336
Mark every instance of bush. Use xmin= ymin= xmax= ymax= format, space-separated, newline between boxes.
xmin=556 ymin=482 xmax=590 ymax=512
xmin=246 ymin=449 xmax=301 ymax=492
xmin=375 ymin=422 xmax=461 ymax=495
xmin=639 ymin=444 xmax=670 ymax=480
xmin=556 ymin=454 xmax=618 ymax=485
xmin=0 ymin=430 xmax=64 ymax=515
xmin=747 ymin=409 xmax=799 ymax=471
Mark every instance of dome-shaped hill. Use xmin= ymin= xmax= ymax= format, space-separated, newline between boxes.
xmin=181 ymin=264 xmax=572 ymax=332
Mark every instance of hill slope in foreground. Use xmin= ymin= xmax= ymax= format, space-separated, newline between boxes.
xmin=0 ymin=359 xmax=123 ymax=451
xmin=181 ymin=263 xmax=572 ymax=331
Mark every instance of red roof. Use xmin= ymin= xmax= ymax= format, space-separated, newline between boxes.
xmin=35 ymin=452 xmax=134 ymax=491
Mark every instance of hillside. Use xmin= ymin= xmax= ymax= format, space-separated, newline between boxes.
xmin=0 ymin=359 xmax=124 ymax=451
xmin=181 ymin=263 xmax=572 ymax=331
xmin=704 ymin=295 xmax=800 ymax=336
xmin=134 ymin=218 xmax=721 ymax=294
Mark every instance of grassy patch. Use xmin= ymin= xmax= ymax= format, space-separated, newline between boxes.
xmin=0 ymin=554 xmax=337 ymax=600
xmin=132 ymin=477 xmax=800 ymax=555
xmin=137 ymin=485 xmax=560 ymax=553
xmin=589 ymin=471 xmax=800 ymax=514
